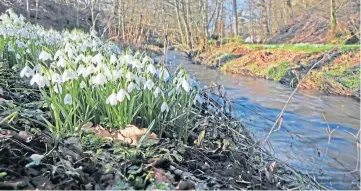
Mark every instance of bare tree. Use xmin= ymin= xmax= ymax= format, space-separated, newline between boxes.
xmin=232 ymin=0 xmax=238 ymax=36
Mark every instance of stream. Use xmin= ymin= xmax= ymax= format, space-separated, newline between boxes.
xmin=163 ymin=51 xmax=360 ymax=189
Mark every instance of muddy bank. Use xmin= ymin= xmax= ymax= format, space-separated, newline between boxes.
xmin=187 ymin=44 xmax=360 ymax=99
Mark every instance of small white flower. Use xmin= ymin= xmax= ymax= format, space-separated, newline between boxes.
xmin=111 ymin=70 xmax=122 ymax=81
xmin=54 ymin=50 xmax=63 ymax=60
xmin=161 ymin=68 xmax=169 ymax=82
xmin=80 ymin=81 xmax=86 ymax=89
xmin=181 ymin=79 xmax=190 ymax=92
xmin=117 ymin=89 xmax=130 ymax=103
xmin=62 ymin=69 xmax=78 ymax=82
xmin=64 ymin=94 xmax=73 ymax=105
xmin=92 ymin=73 xmax=107 ymax=86
xmin=106 ymin=92 xmax=118 ymax=106
xmin=51 ymin=72 xmax=62 ymax=83
xmin=127 ymin=82 xmax=135 ymax=93
xmin=91 ymin=53 xmax=103 ymax=65
xmin=20 ymin=66 xmax=34 ymax=78
xmin=16 ymin=54 xmax=20 ymax=60
xmin=38 ymin=50 xmax=52 ymax=61
xmin=142 ymin=56 xmax=153 ymax=65
xmin=57 ymin=57 xmax=66 ymax=68
xmin=110 ymin=54 xmax=117 ymax=64
xmin=144 ymin=79 xmax=154 ymax=90
xmin=168 ymin=89 xmax=175 ymax=97
xmin=147 ymin=64 xmax=156 ymax=75
xmin=125 ymin=72 xmax=133 ymax=81
xmin=75 ymin=54 xmax=85 ymax=64
xmin=7 ymin=43 xmax=14 ymax=52
xmin=154 ymin=87 xmax=163 ymax=98
xmin=30 ymin=73 xmax=49 ymax=88
xmin=161 ymin=102 xmax=169 ymax=113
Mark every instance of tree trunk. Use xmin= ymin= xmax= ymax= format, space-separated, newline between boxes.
xmin=26 ymin=0 xmax=30 ymax=20
xmin=174 ymin=0 xmax=186 ymax=45
xmin=181 ymin=0 xmax=193 ymax=49
xmin=248 ymin=0 xmax=254 ymax=42
xmin=330 ymin=0 xmax=337 ymax=34
xmin=212 ymin=0 xmax=221 ymax=36
xmin=232 ymin=0 xmax=238 ymax=37
xmin=35 ymin=0 xmax=38 ymax=22
xmin=259 ymin=0 xmax=270 ymax=38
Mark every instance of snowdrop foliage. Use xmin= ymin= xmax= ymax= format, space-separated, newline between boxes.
xmin=1 ymin=10 xmax=200 ymax=136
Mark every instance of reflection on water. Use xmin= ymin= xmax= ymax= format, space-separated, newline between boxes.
xmin=164 ymin=51 xmax=360 ymax=189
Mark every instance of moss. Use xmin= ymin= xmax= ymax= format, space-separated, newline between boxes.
xmin=242 ymin=44 xmax=360 ymax=53
xmin=266 ymin=62 xmax=289 ymax=81
xmin=339 ymin=69 xmax=360 ymax=89
xmin=245 ymin=63 xmax=264 ymax=75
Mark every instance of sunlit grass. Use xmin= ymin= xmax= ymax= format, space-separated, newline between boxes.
xmin=242 ymin=43 xmax=360 ymax=52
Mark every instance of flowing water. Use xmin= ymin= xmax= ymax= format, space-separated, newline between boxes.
xmin=163 ymin=51 xmax=360 ymax=189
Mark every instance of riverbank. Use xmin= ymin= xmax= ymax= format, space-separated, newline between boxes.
xmin=189 ymin=43 xmax=360 ymax=98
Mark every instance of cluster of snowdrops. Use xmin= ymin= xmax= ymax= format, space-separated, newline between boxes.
xmin=0 ymin=9 xmax=204 ymax=138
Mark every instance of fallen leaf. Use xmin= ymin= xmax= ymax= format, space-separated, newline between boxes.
xmin=82 ymin=125 xmax=159 ymax=146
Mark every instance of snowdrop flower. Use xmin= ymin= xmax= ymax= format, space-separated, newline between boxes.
xmin=106 ymin=92 xmax=118 ymax=106
xmin=16 ymin=40 xmax=25 ymax=48
xmin=144 ymin=79 xmax=154 ymax=90
xmin=111 ymin=70 xmax=122 ymax=81
xmin=154 ymin=87 xmax=163 ymax=98
xmin=7 ymin=43 xmax=14 ymax=52
xmin=123 ymin=54 xmax=133 ymax=64
xmin=127 ymin=82 xmax=135 ymax=93
xmin=64 ymin=94 xmax=73 ymax=105
xmin=77 ymin=65 xmax=87 ymax=77
xmin=125 ymin=72 xmax=133 ymax=81
xmin=57 ymin=57 xmax=66 ymax=68
xmin=142 ymin=56 xmax=153 ymax=65
xmin=147 ymin=64 xmax=156 ymax=75
xmin=20 ymin=66 xmax=34 ymax=78
xmin=168 ymin=89 xmax=175 ymax=97
xmin=161 ymin=102 xmax=169 ymax=113
xmin=51 ymin=73 xmax=62 ymax=83
xmin=110 ymin=54 xmax=117 ymax=64
xmin=26 ymin=49 xmax=31 ymax=54
xmin=161 ymin=68 xmax=169 ymax=82
xmin=92 ymin=53 xmax=103 ymax=65
xmin=80 ymin=81 xmax=86 ymax=89
xmin=117 ymin=89 xmax=130 ymax=103
xmin=92 ymin=73 xmax=107 ymax=86
xmin=16 ymin=54 xmax=20 ymax=60
xmin=75 ymin=54 xmax=85 ymax=64
xmin=38 ymin=50 xmax=52 ymax=61
xmin=181 ymin=79 xmax=190 ymax=92
xmin=62 ymin=69 xmax=78 ymax=82
xmin=30 ymin=73 xmax=49 ymax=88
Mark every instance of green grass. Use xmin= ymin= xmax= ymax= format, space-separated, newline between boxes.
xmin=242 ymin=44 xmax=360 ymax=53
xmin=266 ymin=62 xmax=289 ymax=81
xmin=325 ymin=66 xmax=360 ymax=89
xmin=245 ymin=63 xmax=263 ymax=75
